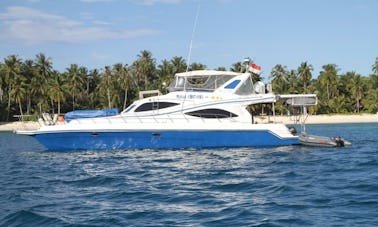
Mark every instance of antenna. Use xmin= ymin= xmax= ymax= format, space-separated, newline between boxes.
xmin=186 ymin=4 xmax=200 ymax=72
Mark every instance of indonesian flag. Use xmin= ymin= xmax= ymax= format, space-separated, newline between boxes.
xmin=248 ymin=62 xmax=261 ymax=74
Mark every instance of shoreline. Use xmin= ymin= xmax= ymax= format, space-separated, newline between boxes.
xmin=0 ymin=121 xmax=40 ymax=131
xmin=1 ymin=114 xmax=377 ymax=131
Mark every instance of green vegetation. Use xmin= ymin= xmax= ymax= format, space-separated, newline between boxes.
xmin=1 ymin=51 xmax=377 ymax=121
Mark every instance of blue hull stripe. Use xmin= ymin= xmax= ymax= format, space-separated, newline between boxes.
xmin=33 ymin=130 xmax=299 ymax=150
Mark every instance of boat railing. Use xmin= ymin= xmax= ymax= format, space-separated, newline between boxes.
xmin=70 ymin=113 xmax=240 ymax=125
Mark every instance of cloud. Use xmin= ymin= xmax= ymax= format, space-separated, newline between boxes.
xmin=79 ymin=0 xmax=114 ymax=3
xmin=92 ymin=20 xmax=113 ymax=25
xmin=129 ymin=0 xmax=182 ymax=6
xmin=0 ymin=6 xmax=159 ymax=45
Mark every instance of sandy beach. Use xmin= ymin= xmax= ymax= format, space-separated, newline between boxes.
xmin=0 ymin=121 xmax=40 ymax=131
xmin=1 ymin=114 xmax=377 ymax=131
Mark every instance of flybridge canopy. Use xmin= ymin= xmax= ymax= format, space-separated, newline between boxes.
xmin=168 ymin=70 xmax=242 ymax=92
xmin=278 ymin=94 xmax=318 ymax=106
xmin=175 ymin=70 xmax=241 ymax=77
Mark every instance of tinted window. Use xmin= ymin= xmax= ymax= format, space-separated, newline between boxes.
xmin=123 ymin=105 xmax=135 ymax=113
xmin=224 ymin=79 xmax=241 ymax=89
xmin=134 ymin=102 xmax=179 ymax=112
xmin=185 ymin=109 xmax=238 ymax=118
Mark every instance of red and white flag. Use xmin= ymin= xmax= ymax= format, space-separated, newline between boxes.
xmin=248 ymin=62 xmax=261 ymax=74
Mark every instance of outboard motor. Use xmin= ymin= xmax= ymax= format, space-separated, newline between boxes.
xmin=288 ymin=126 xmax=297 ymax=135
xmin=333 ymin=136 xmax=345 ymax=147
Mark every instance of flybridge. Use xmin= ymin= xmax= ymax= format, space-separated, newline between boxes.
xmin=168 ymin=70 xmax=241 ymax=92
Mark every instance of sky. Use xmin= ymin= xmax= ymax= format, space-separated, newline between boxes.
xmin=0 ymin=0 xmax=377 ymax=80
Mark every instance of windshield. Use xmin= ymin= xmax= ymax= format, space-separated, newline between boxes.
xmin=169 ymin=74 xmax=235 ymax=92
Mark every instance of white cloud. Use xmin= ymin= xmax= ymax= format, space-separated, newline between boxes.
xmin=0 ymin=6 xmax=71 ymax=22
xmin=0 ymin=6 xmax=159 ymax=45
xmin=80 ymin=0 xmax=114 ymax=3
xmin=92 ymin=20 xmax=113 ymax=25
xmin=129 ymin=0 xmax=182 ymax=6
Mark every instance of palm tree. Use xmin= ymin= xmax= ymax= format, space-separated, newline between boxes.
xmin=66 ymin=64 xmax=85 ymax=110
xmin=113 ymin=63 xmax=131 ymax=109
xmin=35 ymin=53 xmax=52 ymax=80
xmin=133 ymin=50 xmax=156 ymax=90
xmin=170 ymin=56 xmax=187 ymax=74
xmin=98 ymin=66 xmax=113 ymax=109
xmin=190 ymin=62 xmax=206 ymax=70
xmin=270 ymin=64 xmax=288 ymax=93
xmin=10 ymin=77 xmax=27 ymax=120
xmin=372 ymin=57 xmax=378 ymax=76
xmin=349 ymin=72 xmax=364 ymax=113
xmin=318 ymin=64 xmax=338 ymax=101
xmin=21 ymin=60 xmax=35 ymax=114
xmin=87 ymin=69 xmax=101 ymax=109
xmin=363 ymin=88 xmax=378 ymax=113
xmin=330 ymin=94 xmax=348 ymax=113
xmin=158 ymin=59 xmax=173 ymax=77
xmin=77 ymin=66 xmax=89 ymax=109
xmin=230 ymin=62 xmax=243 ymax=72
xmin=2 ymin=55 xmax=22 ymax=121
xmin=297 ymin=61 xmax=313 ymax=93
xmin=48 ymin=70 xmax=65 ymax=114
xmin=34 ymin=53 xmax=53 ymax=113
xmin=29 ymin=75 xmax=47 ymax=114
xmin=370 ymin=58 xmax=378 ymax=92
xmin=157 ymin=59 xmax=173 ymax=88
xmin=0 ymin=62 xmax=4 ymax=104
xmin=287 ymin=69 xmax=298 ymax=93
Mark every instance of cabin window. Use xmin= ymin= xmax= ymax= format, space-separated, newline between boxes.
xmin=122 ymin=105 xmax=136 ymax=113
xmin=134 ymin=102 xmax=179 ymax=112
xmin=185 ymin=109 xmax=238 ymax=118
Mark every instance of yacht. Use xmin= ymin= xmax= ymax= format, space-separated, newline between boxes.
xmin=16 ymin=64 xmax=317 ymax=150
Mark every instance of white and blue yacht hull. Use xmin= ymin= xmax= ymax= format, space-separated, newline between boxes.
xmin=16 ymin=69 xmax=315 ymax=151
xmin=21 ymin=125 xmax=300 ymax=150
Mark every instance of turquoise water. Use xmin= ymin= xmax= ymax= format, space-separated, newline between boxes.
xmin=1 ymin=123 xmax=377 ymax=226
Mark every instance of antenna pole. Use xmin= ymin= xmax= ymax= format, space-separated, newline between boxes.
xmin=186 ymin=4 xmax=200 ymax=72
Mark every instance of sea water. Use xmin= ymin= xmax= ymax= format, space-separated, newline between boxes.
xmin=0 ymin=123 xmax=377 ymax=226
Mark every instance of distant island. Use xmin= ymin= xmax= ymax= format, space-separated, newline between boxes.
xmin=1 ymin=51 xmax=377 ymax=122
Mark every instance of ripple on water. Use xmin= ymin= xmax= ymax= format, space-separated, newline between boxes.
xmin=1 ymin=124 xmax=378 ymax=226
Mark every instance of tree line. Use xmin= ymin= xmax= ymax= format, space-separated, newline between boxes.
xmin=0 ymin=50 xmax=377 ymax=121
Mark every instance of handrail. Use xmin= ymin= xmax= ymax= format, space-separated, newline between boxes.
xmin=69 ymin=113 xmax=242 ymax=125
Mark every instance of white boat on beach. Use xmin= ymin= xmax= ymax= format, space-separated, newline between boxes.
xmin=16 ymin=60 xmax=317 ymax=150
